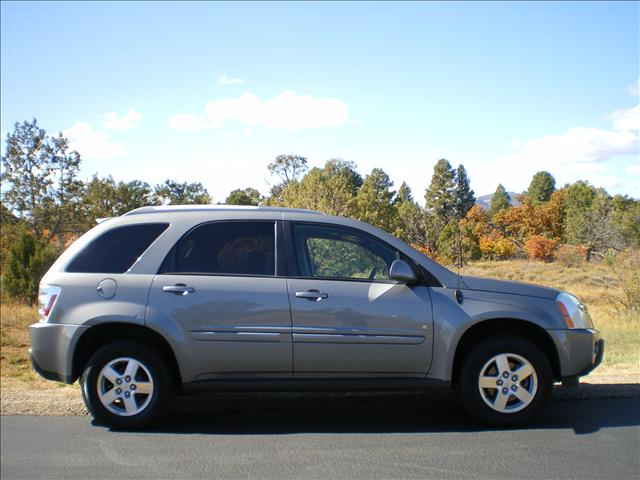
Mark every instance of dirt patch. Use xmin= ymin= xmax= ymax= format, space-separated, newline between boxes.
xmin=2 ymin=372 xmax=638 ymax=417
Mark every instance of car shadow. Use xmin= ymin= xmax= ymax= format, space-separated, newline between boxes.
xmin=98 ymin=383 xmax=640 ymax=436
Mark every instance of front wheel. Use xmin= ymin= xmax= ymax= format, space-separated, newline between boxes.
xmin=458 ymin=335 xmax=552 ymax=425
xmin=80 ymin=341 xmax=173 ymax=428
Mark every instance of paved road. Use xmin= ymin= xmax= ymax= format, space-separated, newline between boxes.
xmin=1 ymin=394 xmax=639 ymax=479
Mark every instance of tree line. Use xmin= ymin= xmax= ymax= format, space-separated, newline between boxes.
xmin=2 ymin=118 xmax=639 ymax=303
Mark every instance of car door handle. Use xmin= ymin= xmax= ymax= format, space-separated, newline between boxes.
xmin=295 ymin=290 xmax=329 ymax=301
xmin=163 ymin=284 xmax=195 ymax=295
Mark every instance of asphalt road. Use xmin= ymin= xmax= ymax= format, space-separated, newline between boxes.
xmin=1 ymin=394 xmax=639 ymax=480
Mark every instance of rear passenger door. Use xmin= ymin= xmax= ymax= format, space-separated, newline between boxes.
xmin=146 ymin=221 xmax=292 ymax=382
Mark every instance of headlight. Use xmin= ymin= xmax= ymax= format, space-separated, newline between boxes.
xmin=556 ymin=292 xmax=593 ymax=329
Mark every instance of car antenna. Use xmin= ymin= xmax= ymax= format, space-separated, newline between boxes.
xmin=455 ymin=214 xmax=463 ymax=305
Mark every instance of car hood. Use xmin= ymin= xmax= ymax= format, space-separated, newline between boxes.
xmin=461 ymin=275 xmax=560 ymax=300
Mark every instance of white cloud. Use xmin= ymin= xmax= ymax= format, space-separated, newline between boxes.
xmin=217 ymin=74 xmax=246 ymax=85
xmin=101 ymin=108 xmax=143 ymax=131
xmin=504 ymin=127 xmax=638 ymax=165
xmin=64 ymin=122 xmax=127 ymax=160
xmin=627 ymin=163 xmax=640 ymax=176
xmin=168 ymin=90 xmax=349 ymax=131
xmin=611 ymin=104 xmax=640 ymax=131
xmin=168 ymin=113 xmax=213 ymax=131
xmin=627 ymin=78 xmax=640 ymax=96
xmin=469 ymin=106 xmax=640 ymax=196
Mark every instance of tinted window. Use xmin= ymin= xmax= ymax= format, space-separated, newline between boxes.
xmin=292 ymin=224 xmax=397 ymax=281
xmin=160 ymin=222 xmax=275 ymax=276
xmin=66 ymin=223 xmax=169 ymax=274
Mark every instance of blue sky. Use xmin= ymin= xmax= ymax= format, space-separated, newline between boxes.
xmin=1 ymin=1 xmax=639 ymax=202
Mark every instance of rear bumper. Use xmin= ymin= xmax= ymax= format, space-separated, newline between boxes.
xmin=548 ymin=328 xmax=604 ymax=379
xmin=29 ymin=322 xmax=89 ymax=384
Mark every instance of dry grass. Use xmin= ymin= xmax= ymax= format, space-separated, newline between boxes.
xmin=1 ymin=301 xmax=40 ymax=382
xmin=0 ymin=260 xmax=637 ymax=415
xmin=461 ymin=260 xmax=640 ymax=370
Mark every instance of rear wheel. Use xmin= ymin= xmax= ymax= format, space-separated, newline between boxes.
xmin=80 ymin=341 xmax=173 ymax=428
xmin=459 ymin=335 xmax=552 ymax=425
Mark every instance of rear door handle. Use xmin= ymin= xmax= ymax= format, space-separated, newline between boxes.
xmin=295 ymin=290 xmax=329 ymax=301
xmin=163 ymin=284 xmax=195 ymax=295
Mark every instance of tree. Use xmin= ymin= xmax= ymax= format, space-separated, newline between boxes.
xmin=2 ymin=228 xmax=58 ymax=304
xmin=153 ymin=179 xmax=211 ymax=205
xmin=224 ymin=187 xmax=262 ymax=206
xmin=562 ymin=181 xmax=598 ymax=245
xmin=424 ymin=159 xmax=457 ymax=223
xmin=267 ymin=154 xmax=308 ymax=186
xmin=527 ymin=171 xmax=556 ymax=205
xmin=395 ymin=182 xmax=413 ymax=204
xmin=487 ymin=184 xmax=512 ymax=218
xmin=390 ymin=182 xmax=426 ymax=244
xmin=454 ymin=164 xmax=475 ymax=219
xmin=78 ymin=176 xmax=155 ymax=227
xmin=1 ymin=119 xmax=82 ymax=240
xmin=611 ymin=195 xmax=640 ymax=248
xmin=435 ymin=218 xmax=480 ymax=266
xmin=278 ymin=159 xmax=362 ymax=216
xmin=354 ymin=168 xmax=395 ymax=231
xmin=562 ymin=182 xmax=625 ymax=260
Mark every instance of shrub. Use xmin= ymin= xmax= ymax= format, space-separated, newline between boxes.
xmin=524 ymin=235 xmax=558 ymax=262
xmin=606 ymin=249 xmax=640 ymax=311
xmin=555 ymin=244 xmax=587 ymax=267
xmin=479 ymin=235 xmax=516 ymax=260
xmin=2 ymin=230 xmax=58 ymax=304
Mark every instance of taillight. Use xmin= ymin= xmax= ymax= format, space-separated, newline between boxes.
xmin=38 ymin=284 xmax=61 ymax=322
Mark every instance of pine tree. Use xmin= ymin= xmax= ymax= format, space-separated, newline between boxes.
xmin=454 ymin=164 xmax=475 ymax=219
xmin=355 ymin=168 xmax=395 ymax=231
xmin=424 ymin=159 xmax=457 ymax=223
xmin=527 ymin=171 xmax=556 ymax=205
xmin=488 ymin=184 xmax=512 ymax=218
xmin=395 ymin=182 xmax=414 ymax=204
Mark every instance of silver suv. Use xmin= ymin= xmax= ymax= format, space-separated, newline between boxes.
xmin=30 ymin=206 xmax=603 ymax=428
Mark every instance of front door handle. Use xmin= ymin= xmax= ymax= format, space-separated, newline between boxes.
xmin=295 ymin=290 xmax=329 ymax=301
xmin=163 ymin=284 xmax=195 ymax=295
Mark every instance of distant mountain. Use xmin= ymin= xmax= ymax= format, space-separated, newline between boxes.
xmin=475 ymin=192 xmax=522 ymax=210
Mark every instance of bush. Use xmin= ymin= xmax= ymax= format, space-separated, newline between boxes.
xmin=606 ymin=249 xmax=640 ymax=311
xmin=524 ymin=235 xmax=558 ymax=262
xmin=555 ymin=244 xmax=587 ymax=267
xmin=2 ymin=230 xmax=58 ymax=305
xmin=479 ymin=235 xmax=516 ymax=260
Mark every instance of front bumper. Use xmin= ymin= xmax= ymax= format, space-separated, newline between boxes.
xmin=548 ymin=328 xmax=604 ymax=379
xmin=29 ymin=322 xmax=89 ymax=384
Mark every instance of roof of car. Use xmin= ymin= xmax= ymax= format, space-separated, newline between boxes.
xmin=123 ymin=205 xmax=324 ymax=216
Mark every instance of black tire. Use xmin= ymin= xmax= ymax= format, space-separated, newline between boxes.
xmin=458 ymin=335 xmax=552 ymax=426
xmin=80 ymin=341 xmax=173 ymax=428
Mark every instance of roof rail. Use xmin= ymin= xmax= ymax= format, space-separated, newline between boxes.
xmin=122 ymin=205 xmax=323 ymax=216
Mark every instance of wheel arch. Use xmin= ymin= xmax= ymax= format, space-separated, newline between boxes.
xmin=71 ymin=322 xmax=182 ymax=390
xmin=451 ymin=318 xmax=561 ymax=385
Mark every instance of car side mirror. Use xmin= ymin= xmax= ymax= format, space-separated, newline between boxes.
xmin=389 ymin=259 xmax=418 ymax=284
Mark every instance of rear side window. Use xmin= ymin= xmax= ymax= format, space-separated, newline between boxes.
xmin=66 ymin=223 xmax=169 ymax=274
xmin=159 ymin=221 xmax=275 ymax=276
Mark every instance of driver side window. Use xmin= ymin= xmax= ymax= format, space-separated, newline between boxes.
xmin=292 ymin=223 xmax=397 ymax=281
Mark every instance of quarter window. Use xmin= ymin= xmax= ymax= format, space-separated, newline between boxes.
xmin=292 ymin=224 xmax=397 ymax=281
xmin=160 ymin=222 xmax=275 ymax=276
xmin=66 ymin=223 xmax=169 ymax=274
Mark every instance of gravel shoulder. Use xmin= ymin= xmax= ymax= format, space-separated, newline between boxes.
xmin=2 ymin=370 xmax=638 ymax=417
